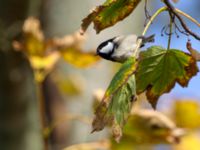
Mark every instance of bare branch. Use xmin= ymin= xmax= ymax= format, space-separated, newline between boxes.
xmin=163 ymin=0 xmax=200 ymax=41
xmin=144 ymin=0 xmax=151 ymax=26
xmin=175 ymin=8 xmax=200 ymax=28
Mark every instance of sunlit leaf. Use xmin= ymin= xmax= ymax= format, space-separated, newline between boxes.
xmin=173 ymin=133 xmax=200 ymax=150
xmin=14 ymin=18 xmax=99 ymax=82
xmin=136 ymin=46 xmax=198 ymax=108
xmin=61 ymin=48 xmax=100 ymax=68
xmin=81 ymin=0 xmax=141 ymax=34
xmin=92 ymin=58 xmax=137 ymax=141
xmin=173 ymin=100 xmax=200 ymax=128
xmin=111 ymin=110 xmax=184 ymax=150
xmin=30 ymin=52 xmax=60 ymax=82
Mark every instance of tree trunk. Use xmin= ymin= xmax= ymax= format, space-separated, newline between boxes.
xmin=0 ymin=0 xmax=43 ymax=149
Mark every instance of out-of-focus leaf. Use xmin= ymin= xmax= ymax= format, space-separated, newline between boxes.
xmin=81 ymin=0 xmax=141 ymax=34
xmin=92 ymin=58 xmax=137 ymax=141
xmin=136 ymin=46 xmax=198 ymax=108
xmin=111 ymin=109 xmax=184 ymax=150
xmin=173 ymin=100 xmax=200 ymax=128
xmin=30 ymin=52 xmax=60 ymax=82
xmin=61 ymin=48 xmax=100 ymax=68
xmin=123 ymin=109 xmax=183 ymax=143
xmin=52 ymin=32 xmax=86 ymax=50
xmin=63 ymin=140 xmax=110 ymax=150
xmin=52 ymin=73 xmax=85 ymax=96
xmin=14 ymin=17 xmax=99 ymax=82
xmin=173 ymin=133 xmax=200 ymax=150
xmin=30 ymin=52 xmax=60 ymax=70
xmin=23 ymin=17 xmax=45 ymax=56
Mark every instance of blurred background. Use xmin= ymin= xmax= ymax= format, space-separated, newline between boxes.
xmin=0 ymin=0 xmax=200 ymax=150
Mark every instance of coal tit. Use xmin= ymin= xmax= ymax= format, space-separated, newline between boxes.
xmin=96 ymin=34 xmax=155 ymax=62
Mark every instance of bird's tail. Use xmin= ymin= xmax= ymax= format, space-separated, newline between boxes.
xmin=138 ymin=34 xmax=155 ymax=45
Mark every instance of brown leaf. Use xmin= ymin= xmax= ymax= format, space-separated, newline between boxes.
xmin=186 ymin=41 xmax=200 ymax=61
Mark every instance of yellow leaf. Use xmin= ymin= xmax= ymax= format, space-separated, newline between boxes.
xmin=52 ymin=73 xmax=85 ymax=96
xmin=30 ymin=52 xmax=60 ymax=82
xmin=23 ymin=17 xmax=45 ymax=56
xmin=173 ymin=133 xmax=200 ymax=150
xmin=173 ymin=100 xmax=200 ymax=128
xmin=61 ymin=48 xmax=100 ymax=68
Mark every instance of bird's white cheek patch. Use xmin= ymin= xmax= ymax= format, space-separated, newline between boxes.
xmin=100 ymin=42 xmax=113 ymax=54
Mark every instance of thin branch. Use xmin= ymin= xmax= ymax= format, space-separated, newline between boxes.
xmin=37 ymin=83 xmax=49 ymax=150
xmin=174 ymin=20 xmax=188 ymax=36
xmin=167 ymin=13 xmax=173 ymax=49
xmin=163 ymin=0 xmax=200 ymax=41
xmin=133 ymin=7 xmax=168 ymax=57
xmin=144 ymin=0 xmax=151 ymax=26
xmin=175 ymin=8 xmax=200 ymax=28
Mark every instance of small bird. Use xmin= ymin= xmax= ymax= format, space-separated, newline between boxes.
xmin=96 ymin=34 xmax=155 ymax=62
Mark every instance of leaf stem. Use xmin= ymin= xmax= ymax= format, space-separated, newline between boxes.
xmin=142 ymin=7 xmax=168 ymax=36
xmin=167 ymin=14 xmax=173 ymax=50
xmin=133 ymin=7 xmax=168 ymax=57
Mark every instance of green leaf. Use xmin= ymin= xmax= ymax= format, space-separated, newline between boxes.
xmin=105 ymin=57 xmax=137 ymax=99
xmin=92 ymin=58 xmax=137 ymax=141
xmin=81 ymin=0 xmax=141 ymax=34
xmin=109 ymin=75 xmax=136 ymax=125
xmin=136 ymin=46 xmax=198 ymax=108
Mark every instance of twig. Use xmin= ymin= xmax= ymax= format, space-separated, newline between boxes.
xmin=133 ymin=7 xmax=168 ymax=57
xmin=167 ymin=12 xmax=174 ymax=49
xmin=144 ymin=0 xmax=151 ymax=26
xmin=174 ymin=20 xmax=189 ymax=36
xmin=37 ymin=83 xmax=49 ymax=150
xmin=163 ymin=0 xmax=200 ymax=41
xmin=175 ymin=8 xmax=200 ymax=28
